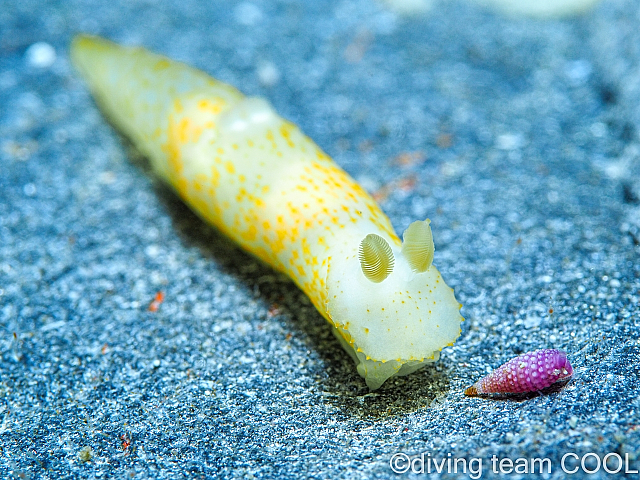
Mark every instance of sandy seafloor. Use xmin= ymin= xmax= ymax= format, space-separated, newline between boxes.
xmin=1 ymin=0 xmax=639 ymax=478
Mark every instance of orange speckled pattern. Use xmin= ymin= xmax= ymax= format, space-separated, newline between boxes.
xmin=71 ymin=35 xmax=464 ymax=390
xmin=71 ymin=35 xmax=396 ymax=318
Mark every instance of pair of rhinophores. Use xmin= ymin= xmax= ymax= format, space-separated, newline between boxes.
xmin=71 ymin=35 xmax=572 ymax=393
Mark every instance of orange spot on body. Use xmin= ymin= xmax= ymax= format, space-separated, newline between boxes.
xmin=153 ymin=59 xmax=171 ymax=70
xmin=242 ymin=225 xmax=258 ymax=241
xmin=210 ymin=166 xmax=221 ymax=187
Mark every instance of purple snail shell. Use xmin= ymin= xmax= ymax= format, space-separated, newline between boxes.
xmin=465 ymin=349 xmax=573 ymax=396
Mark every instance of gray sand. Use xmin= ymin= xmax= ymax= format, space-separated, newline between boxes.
xmin=1 ymin=0 xmax=639 ymax=478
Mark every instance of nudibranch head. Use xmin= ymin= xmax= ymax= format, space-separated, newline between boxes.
xmin=327 ymin=219 xmax=463 ymax=390
xmin=464 ymin=349 xmax=573 ymax=397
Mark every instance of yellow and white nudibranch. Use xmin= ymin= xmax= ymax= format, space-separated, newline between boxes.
xmin=70 ymin=34 xmax=463 ymax=390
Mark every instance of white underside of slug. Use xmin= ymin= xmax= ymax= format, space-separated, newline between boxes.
xmin=71 ymin=34 xmax=463 ymax=390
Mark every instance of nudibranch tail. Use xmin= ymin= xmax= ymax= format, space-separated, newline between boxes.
xmin=401 ymin=219 xmax=435 ymax=273
xmin=464 ymin=349 xmax=573 ymax=397
xmin=71 ymin=34 xmax=464 ymax=390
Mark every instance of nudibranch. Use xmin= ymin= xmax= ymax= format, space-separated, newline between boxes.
xmin=464 ymin=349 xmax=573 ymax=396
xmin=70 ymin=34 xmax=463 ymax=390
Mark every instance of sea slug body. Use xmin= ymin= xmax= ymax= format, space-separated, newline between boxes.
xmin=70 ymin=34 xmax=464 ymax=390
xmin=464 ymin=349 xmax=573 ymax=396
